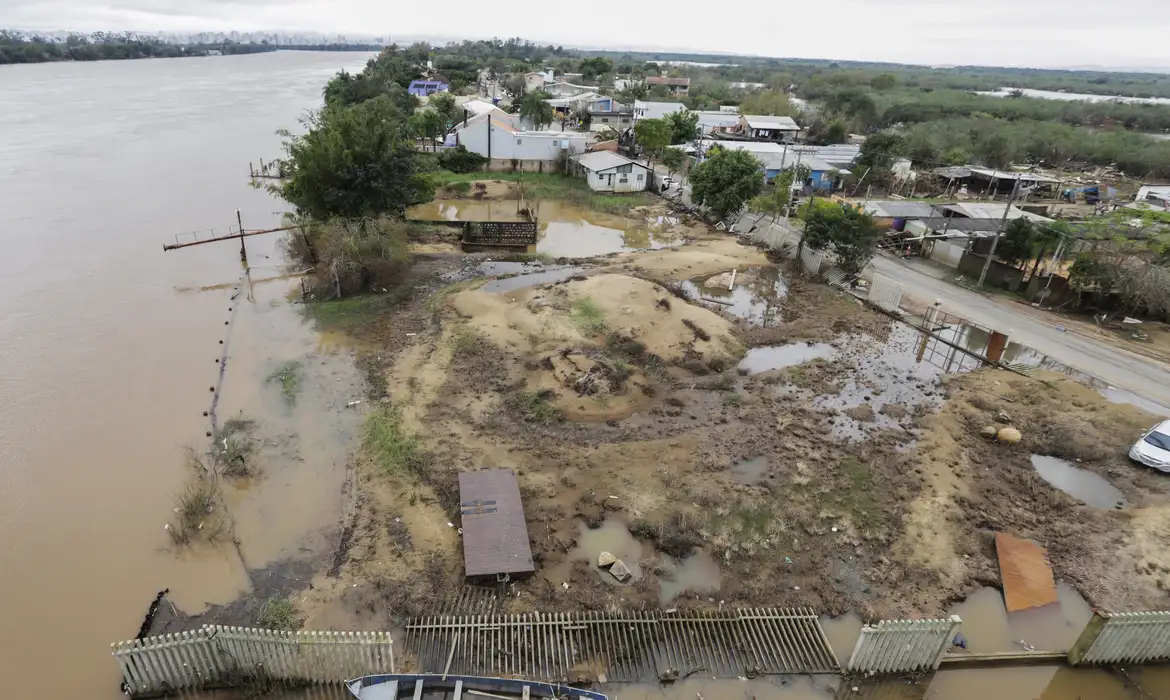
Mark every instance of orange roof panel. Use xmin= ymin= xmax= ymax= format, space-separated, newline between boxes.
xmin=995 ymin=532 xmax=1059 ymax=612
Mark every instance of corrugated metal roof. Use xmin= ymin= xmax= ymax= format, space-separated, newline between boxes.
xmin=965 ymin=167 xmax=1060 ymax=184
xmin=634 ymin=100 xmax=687 ymax=120
xmin=459 ymin=469 xmax=534 ymax=578
xmin=942 ymin=203 xmax=1052 ymax=222
xmin=575 ymin=151 xmax=642 ymax=172
xmin=742 ymin=115 xmax=799 ymax=130
xmin=857 ymin=201 xmax=938 ymax=219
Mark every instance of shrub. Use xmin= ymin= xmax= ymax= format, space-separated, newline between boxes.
xmin=438 ymin=145 xmax=488 ymax=173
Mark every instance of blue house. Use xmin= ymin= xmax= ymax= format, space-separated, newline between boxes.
xmin=408 ymin=80 xmax=449 ymax=97
xmin=762 ymin=155 xmax=840 ymax=192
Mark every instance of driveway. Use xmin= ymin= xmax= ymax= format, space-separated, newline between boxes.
xmin=870 ymin=252 xmax=1170 ymax=412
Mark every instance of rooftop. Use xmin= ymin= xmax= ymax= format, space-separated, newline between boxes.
xmin=634 ymin=100 xmax=687 ymax=120
xmin=647 ymin=76 xmax=691 ymax=86
xmin=942 ymin=202 xmax=1053 ymax=222
xmin=856 ymin=201 xmax=938 ymax=219
xmin=458 ymin=469 xmax=534 ymax=578
xmin=575 ymin=151 xmax=642 ymax=172
xmin=965 ymin=167 xmax=1061 ymax=184
xmin=742 ymin=115 xmax=800 ymax=131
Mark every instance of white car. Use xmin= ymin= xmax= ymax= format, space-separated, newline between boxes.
xmin=1129 ymin=419 xmax=1170 ymax=473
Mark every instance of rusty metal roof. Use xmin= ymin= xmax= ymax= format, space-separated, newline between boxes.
xmin=995 ymin=532 xmax=1059 ymax=612
xmin=458 ymin=469 xmax=534 ymax=578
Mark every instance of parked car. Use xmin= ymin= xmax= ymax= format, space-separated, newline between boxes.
xmin=1129 ymin=419 xmax=1170 ymax=473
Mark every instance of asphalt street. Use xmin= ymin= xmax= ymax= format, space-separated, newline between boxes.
xmin=871 ymin=253 xmax=1170 ymax=412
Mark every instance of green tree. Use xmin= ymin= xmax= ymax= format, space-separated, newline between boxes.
xmin=438 ymin=145 xmax=488 ymax=173
xmin=738 ymin=90 xmax=797 ymax=116
xmin=633 ymin=117 xmax=672 ymax=163
xmin=799 ymin=200 xmax=881 ymax=274
xmin=664 ymin=110 xmax=700 ymax=144
xmin=408 ymin=108 xmax=445 ymax=151
xmin=661 ymin=147 xmax=688 ymax=183
xmin=277 ymin=97 xmax=436 ymax=221
xmin=689 ymin=148 xmax=763 ymax=221
xmin=870 ymin=73 xmax=897 ymax=90
xmin=428 ymin=92 xmax=465 ymax=137
xmin=519 ymin=91 xmax=554 ymax=130
xmin=580 ymin=56 xmax=614 ymax=82
xmin=995 ymin=218 xmax=1036 ymax=266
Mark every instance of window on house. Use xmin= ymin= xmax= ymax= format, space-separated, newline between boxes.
xmin=601 ymin=118 xmax=609 ymax=123
xmin=637 ymin=174 xmax=643 ymax=181
xmin=516 ymin=138 xmax=522 ymax=145
xmin=616 ymin=164 xmax=632 ymax=174
xmin=597 ymin=173 xmax=605 ymax=180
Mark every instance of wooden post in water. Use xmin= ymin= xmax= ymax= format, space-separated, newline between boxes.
xmin=236 ymin=209 xmax=248 ymax=266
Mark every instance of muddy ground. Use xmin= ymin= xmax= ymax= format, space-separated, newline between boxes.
xmin=287 ymin=225 xmax=1170 ymax=635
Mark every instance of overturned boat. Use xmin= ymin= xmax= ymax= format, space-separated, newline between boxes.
xmin=346 ymin=674 xmax=608 ymax=700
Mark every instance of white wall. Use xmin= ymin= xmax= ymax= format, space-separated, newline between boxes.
xmin=456 ymin=120 xmax=588 ymax=161
xmin=930 ymin=240 xmax=967 ymax=268
xmin=584 ymin=164 xmax=650 ymax=192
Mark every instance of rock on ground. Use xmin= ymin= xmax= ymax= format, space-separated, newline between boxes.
xmin=609 ymin=559 xmax=632 ymax=582
xmin=597 ymin=551 xmax=616 ymax=568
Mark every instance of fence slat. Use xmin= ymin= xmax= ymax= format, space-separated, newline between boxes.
xmin=847 ymin=616 xmax=958 ymax=675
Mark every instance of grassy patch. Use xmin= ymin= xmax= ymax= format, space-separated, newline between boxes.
xmin=449 ymin=324 xmax=484 ymax=357
xmin=722 ymin=392 xmax=744 ymax=406
xmin=505 ymin=390 xmax=563 ymax=424
xmin=266 ymin=360 xmax=302 ymax=406
xmin=303 ymin=294 xmax=387 ymax=330
xmin=606 ymin=332 xmax=668 ymax=379
xmin=571 ymin=296 xmax=609 ymax=336
xmin=833 ymin=457 xmax=880 ymax=521
xmin=257 ymin=597 xmax=301 ymax=631
xmin=434 ymin=171 xmax=654 ymax=214
xmin=362 ymin=406 xmax=429 ymax=479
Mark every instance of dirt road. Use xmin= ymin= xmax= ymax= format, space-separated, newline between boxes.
xmin=871 ymin=252 xmax=1170 ymax=412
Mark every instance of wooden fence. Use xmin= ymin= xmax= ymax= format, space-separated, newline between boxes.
xmin=112 ymin=626 xmax=394 ymax=697
xmin=846 ymin=616 xmax=961 ymax=674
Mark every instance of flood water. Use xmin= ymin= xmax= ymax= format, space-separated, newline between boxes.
xmin=406 ymin=199 xmax=680 ymax=257
xmin=0 ymin=51 xmax=374 ymax=699
xmin=1030 ymin=455 xmax=1127 ymax=509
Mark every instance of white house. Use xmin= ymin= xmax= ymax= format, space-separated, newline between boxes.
xmin=524 ymin=70 xmax=554 ymax=92
xmin=545 ymin=81 xmax=600 ymax=97
xmin=730 ymin=115 xmax=801 ymax=143
xmin=573 ymin=151 xmax=651 ymax=192
xmin=452 ymin=115 xmax=589 ymax=171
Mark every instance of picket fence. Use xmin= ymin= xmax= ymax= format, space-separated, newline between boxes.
xmin=867 ymin=275 xmax=904 ymax=312
xmin=112 ymin=626 xmax=394 ymax=696
xmin=846 ymin=616 xmax=961 ymax=674
xmin=1069 ymin=611 xmax=1170 ymax=665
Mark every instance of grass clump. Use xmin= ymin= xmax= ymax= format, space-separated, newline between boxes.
xmin=722 ymin=392 xmax=743 ymax=407
xmin=571 ymin=296 xmax=609 ymax=336
xmin=363 ymin=406 xmax=429 ymax=479
xmin=266 ymin=360 xmax=302 ymax=406
xmin=426 ymin=278 xmax=478 ymax=313
xmin=505 ymin=390 xmax=563 ymax=424
xmin=450 ymin=324 xmax=486 ymax=357
xmin=257 ymin=597 xmax=301 ymax=631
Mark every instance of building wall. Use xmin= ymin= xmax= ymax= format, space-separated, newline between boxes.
xmin=958 ymin=251 xmax=1024 ymax=292
xmin=929 ymin=240 xmax=966 ymax=268
xmin=524 ymin=74 xmax=546 ymax=92
xmin=455 ymin=121 xmax=587 ymax=162
xmin=583 ymin=165 xmax=649 ymax=192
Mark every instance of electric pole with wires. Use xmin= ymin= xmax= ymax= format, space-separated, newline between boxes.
xmin=977 ymin=177 xmax=1022 ymax=288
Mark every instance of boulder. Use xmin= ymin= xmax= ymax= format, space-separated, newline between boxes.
xmin=980 ymin=425 xmax=999 ymax=440
xmin=597 ymin=551 xmax=617 ymax=568
xmin=997 ymin=427 xmax=1022 ymax=444
xmin=609 ymin=559 xmax=633 ymax=582
xmin=996 ymin=409 xmax=1012 ymax=424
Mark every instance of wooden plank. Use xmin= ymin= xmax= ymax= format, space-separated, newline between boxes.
xmin=995 ymin=532 xmax=1059 ymax=612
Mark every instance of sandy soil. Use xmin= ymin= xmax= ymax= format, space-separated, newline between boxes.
xmin=294 ymin=232 xmax=1170 ymax=632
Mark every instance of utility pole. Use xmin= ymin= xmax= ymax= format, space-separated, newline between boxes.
xmin=977 ymin=177 xmax=1021 ymax=288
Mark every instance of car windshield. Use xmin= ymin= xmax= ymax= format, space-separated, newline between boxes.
xmin=1143 ymin=430 xmax=1170 ymax=451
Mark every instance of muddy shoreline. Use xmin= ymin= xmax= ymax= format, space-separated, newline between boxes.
xmin=151 ymin=196 xmax=1170 ymax=660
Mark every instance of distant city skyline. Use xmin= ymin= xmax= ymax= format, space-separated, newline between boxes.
xmin=1 ymin=0 xmax=1168 ymax=72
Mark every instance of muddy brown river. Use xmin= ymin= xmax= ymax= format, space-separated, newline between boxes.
xmin=0 ymin=51 xmax=373 ymax=698
xmin=2 ymin=51 xmax=1168 ymax=700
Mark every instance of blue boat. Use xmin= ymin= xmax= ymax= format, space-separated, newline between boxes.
xmin=346 ymin=674 xmax=609 ymax=700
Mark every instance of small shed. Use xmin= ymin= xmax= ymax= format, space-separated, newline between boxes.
xmin=573 ymin=151 xmax=650 ymax=193
xmin=458 ymin=469 xmax=534 ymax=580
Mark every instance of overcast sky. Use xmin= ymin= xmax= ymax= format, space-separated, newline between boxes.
xmin=3 ymin=0 xmax=1168 ymax=70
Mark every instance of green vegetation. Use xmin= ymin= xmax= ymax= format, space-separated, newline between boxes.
xmin=633 ymin=118 xmax=671 ymax=162
xmin=287 ymin=217 xmax=413 ymax=300
xmin=798 ymin=199 xmax=881 ymax=274
xmin=426 ymin=278 xmax=480 ymax=313
xmin=266 ymin=361 xmax=303 ymax=406
xmin=519 ymin=91 xmax=556 ymax=131
xmin=276 ymin=97 xmax=436 ymax=221
xmin=570 ymin=296 xmax=609 ymax=335
xmin=664 ymin=110 xmax=700 ymax=145
xmin=0 ymin=30 xmax=274 ymax=64
xmin=504 ymin=390 xmax=563 ymax=424
xmin=833 ymin=457 xmax=880 ymax=522
xmin=257 ymin=597 xmax=301 ymax=631
xmin=171 ymin=480 xmax=218 ymax=546
xmin=437 ymin=145 xmax=488 ymax=173
xmin=689 ymin=148 xmax=764 ymax=221
xmin=362 ymin=405 xmax=429 ymax=479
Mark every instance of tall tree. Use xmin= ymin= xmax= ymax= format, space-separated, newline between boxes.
xmin=799 ymin=200 xmax=881 ymax=273
xmin=689 ymin=149 xmax=763 ymax=221
xmin=664 ymin=110 xmax=700 ymax=144
xmin=661 ymin=147 xmax=688 ymax=184
xmin=277 ymin=97 xmax=436 ymax=221
xmin=633 ymin=118 xmax=671 ymax=164
xmin=519 ymin=91 xmax=554 ymax=130
xmin=738 ymin=90 xmax=797 ymax=116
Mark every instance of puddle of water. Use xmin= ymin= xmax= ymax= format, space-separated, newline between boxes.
xmin=659 ymin=550 xmax=722 ymax=603
xmin=679 ymin=267 xmax=788 ymax=326
xmin=948 ymin=583 xmax=1093 ymax=653
xmin=571 ymin=519 xmax=643 ymax=583
xmin=1031 ymin=455 xmax=1127 ymax=509
xmin=481 ymin=266 xmax=585 ymax=293
xmin=731 ymin=455 xmax=770 ymax=484
xmin=818 ymin=612 xmax=863 ymax=665
xmin=407 ymin=199 xmax=679 ymax=257
xmin=739 ymin=342 xmax=836 ymax=374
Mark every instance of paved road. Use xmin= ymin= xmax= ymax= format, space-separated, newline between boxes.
xmin=870 ymin=252 xmax=1170 ymax=412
